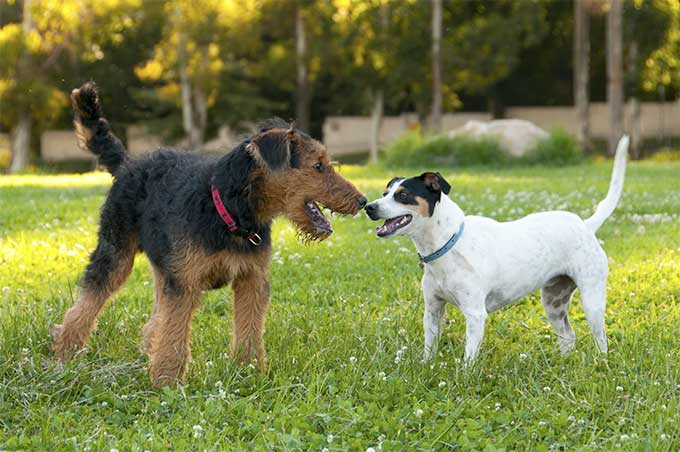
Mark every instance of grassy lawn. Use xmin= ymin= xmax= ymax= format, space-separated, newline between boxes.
xmin=1 ymin=161 xmax=679 ymax=451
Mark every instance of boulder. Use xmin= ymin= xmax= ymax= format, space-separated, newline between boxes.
xmin=448 ymin=119 xmax=549 ymax=157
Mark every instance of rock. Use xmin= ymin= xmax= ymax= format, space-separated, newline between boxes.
xmin=448 ymin=119 xmax=549 ymax=157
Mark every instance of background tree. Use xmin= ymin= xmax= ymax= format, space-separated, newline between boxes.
xmin=430 ymin=0 xmax=442 ymax=133
xmin=574 ymin=0 xmax=591 ymax=149
xmin=135 ymin=0 xmax=261 ymax=147
xmin=0 ymin=0 xmax=139 ymax=172
xmin=607 ymin=0 xmax=624 ymax=155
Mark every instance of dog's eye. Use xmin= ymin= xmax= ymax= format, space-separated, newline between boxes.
xmin=313 ymin=162 xmax=324 ymax=173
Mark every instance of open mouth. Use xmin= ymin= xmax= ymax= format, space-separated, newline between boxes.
xmin=376 ymin=214 xmax=412 ymax=237
xmin=305 ymin=201 xmax=333 ymax=235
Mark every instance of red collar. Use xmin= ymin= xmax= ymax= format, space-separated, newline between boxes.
xmin=210 ymin=176 xmax=262 ymax=245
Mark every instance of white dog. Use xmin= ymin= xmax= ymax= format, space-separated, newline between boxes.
xmin=365 ymin=136 xmax=629 ymax=362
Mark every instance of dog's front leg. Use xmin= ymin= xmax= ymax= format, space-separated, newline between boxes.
xmin=231 ymin=266 xmax=270 ymax=370
xmin=422 ymin=287 xmax=446 ymax=362
xmin=461 ymin=303 xmax=487 ymax=364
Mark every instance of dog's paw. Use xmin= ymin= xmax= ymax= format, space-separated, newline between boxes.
xmin=48 ymin=323 xmax=62 ymax=341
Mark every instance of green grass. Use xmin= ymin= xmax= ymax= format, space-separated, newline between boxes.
xmin=1 ymin=161 xmax=680 ymax=451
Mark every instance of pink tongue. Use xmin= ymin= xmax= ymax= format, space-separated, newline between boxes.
xmin=377 ymin=217 xmax=400 ymax=235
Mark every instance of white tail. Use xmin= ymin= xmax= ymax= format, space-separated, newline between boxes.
xmin=584 ymin=135 xmax=629 ymax=232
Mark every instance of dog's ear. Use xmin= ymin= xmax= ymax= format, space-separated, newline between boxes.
xmin=386 ymin=176 xmax=402 ymax=189
xmin=248 ymin=131 xmax=290 ymax=171
xmin=419 ymin=172 xmax=451 ymax=194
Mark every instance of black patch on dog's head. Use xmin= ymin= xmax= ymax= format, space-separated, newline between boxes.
xmin=395 ymin=172 xmax=451 ymax=216
xmin=250 ymin=131 xmax=290 ymax=171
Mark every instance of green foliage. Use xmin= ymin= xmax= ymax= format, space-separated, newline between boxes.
xmin=383 ymin=129 xmax=583 ymax=168
xmin=519 ymin=129 xmax=584 ymax=166
xmin=1 ymin=162 xmax=680 ymax=449
xmin=647 ymin=148 xmax=680 ymax=161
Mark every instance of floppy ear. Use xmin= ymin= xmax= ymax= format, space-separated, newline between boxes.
xmin=419 ymin=172 xmax=451 ymax=194
xmin=385 ymin=176 xmax=402 ymax=189
xmin=248 ymin=131 xmax=290 ymax=171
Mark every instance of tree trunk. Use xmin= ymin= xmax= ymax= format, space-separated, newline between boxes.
xmin=177 ymin=29 xmax=198 ymax=148
xmin=295 ymin=4 xmax=309 ymax=133
xmin=430 ymin=0 xmax=442 ymax=133
xmin=574 ymin=0 xmax=590 ymax=150
xmin=9 ymin=0 xmax=33 ymax=173
xmin=629 ymin=39 xmax=641 ymax=159
xmin=10 ymin=112 xmax=31 ymax=174
xmin=369 ymin=89 xmax=384 ymax=164
xmin=607 ymin=0 xmax=623 ymax=156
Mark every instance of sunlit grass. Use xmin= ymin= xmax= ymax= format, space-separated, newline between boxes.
xmin=1 ymin=161 xmax=679 ymax=450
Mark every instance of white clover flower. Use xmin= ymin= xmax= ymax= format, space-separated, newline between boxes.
xmin=415 ymin=408 xmax=423 ymax=417
xmin=366 ymin=448 xmax=376 ymax=452
xmin=620 ymin=434 xmax=630 ymax=441
xmin=538 ymin=420 xmax=548 ymax=426
xmin=438 ymin=381 xmax=446 ymax=388
xmin=111 ymin=449 xmax=119 ymax=452
xmin=543 ymin=386 xmax=551 ymax=392
xmin=349 ymin=356 xmax=357 ymax=364
xmin=193 ymin=424 xmax=203 ymax=438
xmin=378 ymin=371 xmax=386 ymax=381
xmin=616 ymin=386 xmax=624 ymax=392
xmin=519 ymin=353 xmax=528 ymax=360
xmin=660 ymin=434 xmax=668 ymax=441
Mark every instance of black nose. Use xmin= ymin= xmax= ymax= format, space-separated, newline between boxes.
xmin=364 ymin=202 xmax=378 ymax=219
xmin=357 ymin=195 xmax=367 ymax=208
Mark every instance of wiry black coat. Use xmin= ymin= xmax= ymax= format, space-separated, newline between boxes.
xmin=72 ymin=82 xmax=289 ymax=294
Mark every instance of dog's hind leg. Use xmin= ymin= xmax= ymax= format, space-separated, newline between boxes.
xmin=578 ymin=280 xmax=608 ymax=353
xmin=141 ymin=267 xmax=164 ymax=356
xmin=541 ymin=276 xmax=577 ymax=354
xmin=231 ymin=263 xmax=270 ymax=370
xmin=51 ymin=228 xmax=137 ymax=361
xmin=148 ymin=287 xmax=201 ymax=387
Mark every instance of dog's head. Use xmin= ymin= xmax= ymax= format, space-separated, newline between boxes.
xmin=364 ymin=172 xmax=451 ymax=238
xmin=248 ymin=124 xmax=366 ymax=241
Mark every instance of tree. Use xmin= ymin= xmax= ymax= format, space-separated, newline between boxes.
xmin=430 ymin=0 xmax=442 ymax=133
xmin=607 ymin=0 xmax=624 ymax=155
xmin=442 ymin=1 xmax=548 ymax=117
xmin=295 ymin=2 xmax=310 ymax=133
xmin=0 ymin=0 xmax=138 ymax=172
xmin=135 ymin=0 xmax=261 ymax=147
xmin=574 ymin=0 xmax=591 ymax=150
xmin=330 ymin=0 xmax=393 ymax=162
xmin=625 ymin=0 xmax=679 ymax=157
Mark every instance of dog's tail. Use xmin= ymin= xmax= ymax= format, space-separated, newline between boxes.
xmin=71 ymin=82 xmax=127 ymax=174
xmin=584 ymin=135 xmax=629 ymax=233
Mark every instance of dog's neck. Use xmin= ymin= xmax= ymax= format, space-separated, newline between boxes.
xmin=407 ymin=194 xmax=465 ymax=258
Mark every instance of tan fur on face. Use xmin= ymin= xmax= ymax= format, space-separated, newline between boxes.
xmin=394 ymin=188 xmax=430 ymax=218
xmin=254 ymin=133 xmax=364 ymax=241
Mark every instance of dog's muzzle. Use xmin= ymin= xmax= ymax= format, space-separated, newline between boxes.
xmin=364 ymin=202 xmax=381 ymax=220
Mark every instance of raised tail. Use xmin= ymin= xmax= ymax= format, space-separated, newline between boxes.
xmin=71 ymin=82 xmax=127 ymax=174
xmin=584 ymin=135 xmax=629 ymax=232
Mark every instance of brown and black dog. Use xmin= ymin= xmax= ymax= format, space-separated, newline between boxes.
xmin=50 ymin=82 xmax=366 ymax=387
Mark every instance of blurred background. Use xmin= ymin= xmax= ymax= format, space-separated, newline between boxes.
xmin=0 ymin=0 xmax=678 ymax=173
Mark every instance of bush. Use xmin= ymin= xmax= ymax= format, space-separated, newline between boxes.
xmin=382 ymin=128 xmax=583 ymax=168
xmin=647 ymin=149 xmax=680 ymax=162
xmin=383 ymin=132 xmax=508 ymax=168
xmin=519 ymin=128 xmax=583 ymax=166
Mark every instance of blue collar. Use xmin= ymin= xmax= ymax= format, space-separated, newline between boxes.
xmin=418 ymin=222 xmax=465 ymax=267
